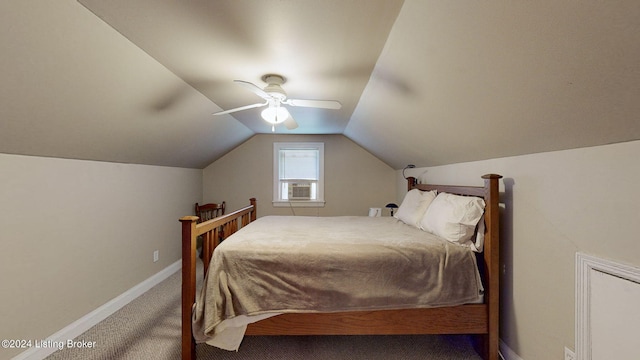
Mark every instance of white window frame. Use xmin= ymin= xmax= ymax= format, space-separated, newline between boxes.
xmin=273 ymin=142 xmax=325 ymax=207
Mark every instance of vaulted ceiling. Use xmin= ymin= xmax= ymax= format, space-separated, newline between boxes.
xmin=1 ymin=1 xmax=639 ymax=169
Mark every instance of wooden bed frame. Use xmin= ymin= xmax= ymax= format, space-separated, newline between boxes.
xmin=179 ymin=174 xmax=502 ymax=360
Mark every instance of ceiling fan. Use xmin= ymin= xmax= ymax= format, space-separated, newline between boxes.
xmin=213 ymin=74 xmax=342 ymax=131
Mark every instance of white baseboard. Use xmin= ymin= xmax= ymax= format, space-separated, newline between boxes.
xmin=500 ymin=339 xmax=524 ymax=360
xmin=12 ymin=260 xmax=181 ymax=360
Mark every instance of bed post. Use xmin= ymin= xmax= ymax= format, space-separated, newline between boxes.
xmin=481 ymin=174 xmax=502 ymax=360
xmin=406 ymin=176 xmax=416 ymax=190
xmin=179 ymin=215 xmax=198 ymax=360
xmin=250 ymin=198 xmax=257 ymax=222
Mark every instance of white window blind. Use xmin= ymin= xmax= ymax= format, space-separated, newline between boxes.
xmin=273 ymin=142 xmax=324 ymax=207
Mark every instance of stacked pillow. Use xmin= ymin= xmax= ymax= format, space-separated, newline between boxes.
xmin=393 ymin=189 xmax=437 ymax=228
xmin=395 ymin=189 xmax=486 ymax=252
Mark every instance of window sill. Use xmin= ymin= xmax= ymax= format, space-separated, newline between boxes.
xmin=272 ymin=200 xmax=325 ymax=208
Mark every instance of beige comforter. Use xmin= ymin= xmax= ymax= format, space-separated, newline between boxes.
xmin=193 ymin=216 xmax=483 ymax=350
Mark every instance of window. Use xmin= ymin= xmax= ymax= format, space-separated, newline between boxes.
xmin=273 ymin=142 xmax=324 ymax=207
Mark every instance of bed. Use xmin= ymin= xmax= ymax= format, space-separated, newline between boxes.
xmin=179 ymin=174 xmax=502 ymax=360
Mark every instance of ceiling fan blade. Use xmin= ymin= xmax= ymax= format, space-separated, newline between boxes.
xmin=212 ymin=101 xmax=267 ymax=116
xmin=284 ymin=114 xmax=298 ymax=130
xmin=234 ymin=80 xmax=271 ymax=100
xmin=285 ymin=99 xmax=342 ymax=109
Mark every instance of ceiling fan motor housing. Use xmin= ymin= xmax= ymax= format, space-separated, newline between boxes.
xmin=262 ymin=74 xmax=287 ymax=100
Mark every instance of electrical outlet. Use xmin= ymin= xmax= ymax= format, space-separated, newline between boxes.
xmin=564 ymin=346 xmax=575 ymax=360
xmin=153 ymin=250 xmax=159 ymax=263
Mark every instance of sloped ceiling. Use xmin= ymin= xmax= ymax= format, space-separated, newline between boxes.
xmin=346 ymin=1 xmax=640 ymax=167
xmin=1 ymin=0 xmax=639 ymax=169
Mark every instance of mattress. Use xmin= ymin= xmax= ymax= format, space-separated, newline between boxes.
xmin=192 ymin=215 xmax=484 ymax=350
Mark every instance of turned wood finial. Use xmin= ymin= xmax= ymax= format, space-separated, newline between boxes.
xmin=481 ymin=174 xmax=503 ymax=180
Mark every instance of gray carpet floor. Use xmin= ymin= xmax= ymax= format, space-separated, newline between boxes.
xmin=45 ymin=261 xmax=483 ymax=360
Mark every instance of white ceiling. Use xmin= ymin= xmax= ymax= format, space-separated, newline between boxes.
xmin=1 ymin=0 xmax=639 ymax=169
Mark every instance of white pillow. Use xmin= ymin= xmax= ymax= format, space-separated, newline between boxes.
xmin=419 ymin=192 xmax=486 ymax=250
xmin=394 ymin=189 xmax=437 ymax=227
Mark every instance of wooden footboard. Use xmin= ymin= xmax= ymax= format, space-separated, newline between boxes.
xmin=180 ymin=174 xmax=502 ymax=360
xmin=179 ymin=198 xmax=256 ymax=360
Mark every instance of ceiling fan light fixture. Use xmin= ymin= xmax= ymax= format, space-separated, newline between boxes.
xmin=261 ymin=105 xmax=289 ymax=125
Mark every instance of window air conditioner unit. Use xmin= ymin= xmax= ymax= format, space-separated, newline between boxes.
xmin=288 ymin=182 xmax=311 ymax=200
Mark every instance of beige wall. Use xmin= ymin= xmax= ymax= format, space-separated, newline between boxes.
xmin=203 ymin=134 xmax=396 ymax=217
xmin=398 ymin=140 xmax=640 ymax=360
xmin=0 ymin=154 xmax=201 ymax=360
